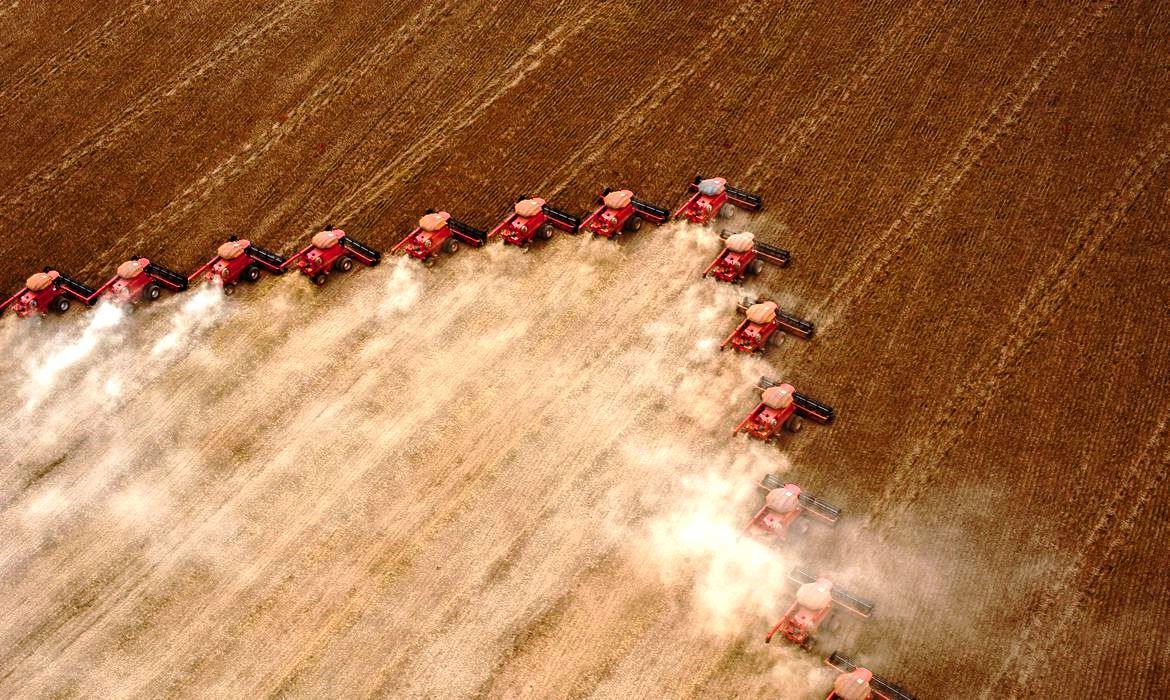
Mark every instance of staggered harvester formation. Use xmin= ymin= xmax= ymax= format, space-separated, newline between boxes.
xmin=0 ymin=175 xmax=914 ymax=698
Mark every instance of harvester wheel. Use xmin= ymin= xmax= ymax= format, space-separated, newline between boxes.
xmin=50 ymin=297 xmax=70 ymax=314
xmin=423 ymin=257 xmax=435 ymax=268
xmin=624 ymin=215 xmax=643 ymax=233
xmin=719 ymin=204 xmax=735 ymax=219
xmin=312 ymin=273 xmax=328 ymax=286
xmin=443 ymin=239 xmax=460 ymax=254
xmin=143 ymin=284 xmax=162 ymax=301
xmin=784 ymin=416 xmax=804 ymax=433
xmin=539 ymin=224 xmax=555 ymax=240
xmin=334 ymin=256 xmax=354 ymax=272
xmin=223 ymin=284 xmax=236 ymax=296
xmin=243 ymin=265 xmax=262 ymax=283
xmin=748 ymin=259 xmax=765 ymax=276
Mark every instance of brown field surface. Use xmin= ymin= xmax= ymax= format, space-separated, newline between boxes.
xmin=1 ymin=1 xmax=1168 ymax=697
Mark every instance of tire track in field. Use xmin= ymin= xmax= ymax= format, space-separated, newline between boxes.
xmin=0 ymin=0 xmax=156 ymax=105
xmin=329 ymin=2 xmax=604 ymax=225
xmin=107 ymin=0 xmax=459 ymax=269
xmin=812 ymin=0 xmax=1116 ymax=335
xmin=0 ymin=0 xmax=316 ymax=219
xmin=536 ymin=0 xmax=765 ymax=195
xmin=741 ymin=0 xmax=942 ymax=181
xmin=982 ymin=403 xmax=1170 ymax=698
xmin=866 ymin=118 xmax=1170 ymax=526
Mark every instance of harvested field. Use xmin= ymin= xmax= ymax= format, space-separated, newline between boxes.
xmin=1 ymin=1 xmax=1168 ymax=698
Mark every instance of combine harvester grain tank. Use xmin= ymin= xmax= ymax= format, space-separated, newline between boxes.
xmin=393 ymin=210 xmax=487 ymax=266
xmin=488 ymin=196 xmax=581 ymax=251
xmin=674 ymin=176 xmax=763 ymax=225
xmin=580 ymin=187 xmax=670 ymax=238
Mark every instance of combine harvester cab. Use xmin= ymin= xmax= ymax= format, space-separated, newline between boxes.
xmin=580 ymin=187 xmax=669 ymax=238
xmin=674 ymin=176 xmax=762 ymax=225
xmin=1 ymin=268 xmax=98 ymax=317
xmin=488 ymin=196 xmax=580 ymax=251
xmin=190 ymin=236 xmax=287 ymax=295
xmin=722 ymin=296 xmax=814 ymax=353
xmin=824 ymin=652 xmax=916 ymax=700
xmin=704 ymin=229 xmax=790 ymax=282
xmin=92 ymin=257 xmax=189 ymax=305
xmin=735 ymin=377 xmax=834 ymax=442
xmin=284 ymin=226 xmax=382 ymax=285
xmin=765 ymin=568 xmax=874 ymax=649
xmin=393 ymin=210 xmax=487 ymax=267
xmin=744 ymin=473 xmax=839 ymax=543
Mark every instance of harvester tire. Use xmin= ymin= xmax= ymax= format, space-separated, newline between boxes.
xmin=748 ymin=259 xmax=765 ymax=276
xmin=443 ymin=239 xmax=459 ymax=254
xmin=784 ymin=416 xmax=804 ymax=433
xmin=223 ymin=284 xmax=236 ymax=296
xmin=312 ymin=273 xmax=328 ymax=286
xmin=334 ymin=256 xmax=354 ymax=273
xmin=243 ymin=265 xmax=262 ymax=283
xmin=50 ymin=297 xmax=70 ymax=314
xmin=624 ymin=215 xmax=643 ymax=233
xmin=720 ymin=204 xmax=735 ymax=219
xmin=539 ymin=224 xmax=555 ymax=240
xmin=143 ymin=284 xmax=162 ymax=301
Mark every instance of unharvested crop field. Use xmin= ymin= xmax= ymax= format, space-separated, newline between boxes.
xmin=1 ymin=1 xmax=1168 ymax=697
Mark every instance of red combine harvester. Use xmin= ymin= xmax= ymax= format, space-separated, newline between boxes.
xmin=735 ymin=377 xmax=834 ymax=441
xmin=703 ymin=229 xmax=790 ymax=282
xmin=579 ymin=187 xmax=670 ymax=238
xmin=393 ymin=210 xmax=487 ymax=266
xmin=0 ymin=268 xmax=98 ymax=317
xmin=189 ymin=236 xmax=288 ymax=294
xmin=824 ymin=652 xmax=916 ymax=700
xmin=92 ymin=257 xmax=190 ymax=305
xmin=284 ymin=226 xmax=382 ymax=285
xmin=721 ymin=296 xmax=814 ymax=353
xmin=488 ymin=196 xmax=581 ymax=250
xmin=674 ymin=176 xmax=762 ymax=225
xmin=744 ymin=473 xmax=839 ymax=543
xmin=765 ymin=568 xmax=874 ymax=649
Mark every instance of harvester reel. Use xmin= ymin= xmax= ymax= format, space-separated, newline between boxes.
xmin=762 ymin=473 xmax=783 ymax=490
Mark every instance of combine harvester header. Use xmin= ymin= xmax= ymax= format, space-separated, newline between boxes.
xmin=284 ymin=226 xmax=381 ymax=285
xmin=581 ymin=187 xmax=670 ymax=238
xmin=824 ymin=652 xmax=916 ymax=700
xmin=488 ymin=196 xmax=580 ymax=251
xmin=674 ymin=176 xmax=762 ymax=225
xmin=394 ymin=210 xmax=487 ymax=266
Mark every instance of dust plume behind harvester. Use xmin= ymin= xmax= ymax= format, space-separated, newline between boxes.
xmin=736 ymin=377 xmax=835 ymax=442
xmin=824 ymin=652 xmax=916 ymax=700
xmin=744 ymin=473 xmax=840 ymax=544
xmin=580 ymin=187 xmax=670 ymax=238
xmin=393 ymin=210 xmax=488 ymax=266
xmin=765 ymin=568 xmax=874 ymax=649
xmin=283 ymin=226 xmax=382 ymax=285
xmin=674 ymin=176 xmax=762 ymax=225
xmin=721 ymin=296 xmax=814 ymax=353
xmin=488 ymin=196 xmax=581 ymax=251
